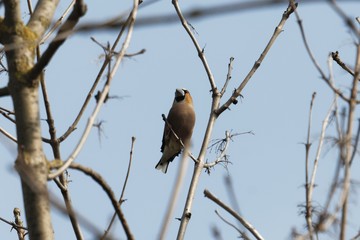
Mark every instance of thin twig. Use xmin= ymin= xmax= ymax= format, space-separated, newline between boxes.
xmin=308 ymin=99 xmax=336 ymax=211
xmin=223 ymin=176 xmax=250 ymax=240
xmin=329 ymin=0 xmax=360 ymax=39
xmin=304 ymin=92 xmax=316 ymax=239
xmin=172 ymin=0 xmax=217 ymax=91
xmin=40 ymin=0 xmax=76 ymax=44
xmin=214 ymin=210 xmax=246 ymax=239
xmin=48 ymin=1 xmax=139 ymax=179
xmin=332 ymin=51 xmax=355 ymax=77
xmin=204 ymin=131 xmax=231 ymax=169
xmin=101 ymin=136 xmax=136 ymax=240
xmin=0 ymin=126 xmax=17 ymax=143
xmin=0 ymin=212 xmax=28 ymax=240
xmin=220 ymin=57 xmax=234 ymax=97
xmin=28 ymin=0 xmax=87 ymax=83
xmin=13 ymin=207 xmax=26 ymax=240
xmin=215 ymin=1 xmax=297 ymax=115
xmin=175 ymin=2 xmax=295 ymax=239
xmin=56 ymin=7 xmax=140 ymax=143
xmin=69 ymin=162 xmax=134 ymax=240
xmin=74 ymin=0 xmax=356 ymax=33
xmin=204 ymin=189 xmax=264 ymax=240
xmin=292 ymin=1 xmax=351 ymax=102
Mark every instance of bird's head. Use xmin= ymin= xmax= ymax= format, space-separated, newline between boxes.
xmin=174 ymin=88 xmax=193 ymax=105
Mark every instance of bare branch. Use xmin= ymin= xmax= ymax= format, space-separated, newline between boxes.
xmin=0 ymin=107 xmax=16 ymax=124
xmin=28 ymin=0 xmax=87 ymax=83
xmin=172 ymin=0 xmax=216 ymax=91
xmin=220 ymin=57 xmax=234 ymax=97
xmin=40 ymin=0 xmax=76 ymax=44
xmin=75 ymin=0 xmax=357 ymax=33
xmin=308 ymin=99 xmax=336 ymax=211
xmin=329 ymin=0 xmax=360 ymax=39
xmin=215 ymin=1 xmax=297 ymax=115
xmin=292 ymin=1 xmax=351 ymax=102
xmin=13 ymin=208 xmax=26 ymax=240
xmin=340 ymin=42 xmax=360 ymax=240
xmin=0 ymin=126 xmax=17 ymax=143
xmin=304 ymin=92 xmax=316 ymax=239
xmin=0 ymin=87 xmax=10 ymax=97
xmin=48 ymin=1 xmax=139 ymax=179
xmin=331 ymin=51 xmax=355 ymax=76
xmin=27 ymin=0 xmax=60 ymax=38
xmin=204 ymin=131 xmax=231 ymax=170
xmin=204 ymin=189 xmax=264 ymax=240
xmin=69 ymin=163 xmax=134 ymax=240
xmin=0 ymin=210 xmax=28 ymax=240
xmin=3 ymin=0 xmax=22 ymax=26
xmin=101 ymin=136 xmax=136 ymax=240
xmin=176 ymin=2 xmax=295 ymax=239
xmin=214 ymin=210 xmax=247 ymax=239
xmin=223 ymin=176 xmax=250 ymax=240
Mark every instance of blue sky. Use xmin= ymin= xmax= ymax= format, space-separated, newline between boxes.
xmin=1 ymin=1 xmax=360 ymax=239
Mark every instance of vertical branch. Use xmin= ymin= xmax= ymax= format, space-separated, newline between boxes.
xmin=13 ymin=208 xmax=26 ymax=240
xmin=339 ymin=44 xmax=360 ymax=240
xmin=304 ymin=92 xmax=316 ymax=239
xmin=172 ymin=2 xmax=296 ymax=239
xmin=1 ymin=0 xmax=59 ymax=239
xmin=308 ymin=100 xmax=335 ymax=208
xmin=176 ymin=95 xmax=220 ymax=240
xmin=26 ymin=1 xmax=85 ymax=238
xmin=158 ymin=145 xmax=190 ymax=240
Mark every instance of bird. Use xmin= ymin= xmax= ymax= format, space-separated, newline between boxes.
xmin=155 ymin=88 xmax=196 ymax=173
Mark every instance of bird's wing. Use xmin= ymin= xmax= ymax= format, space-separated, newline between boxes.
xmin=160 ymin=123 xmax=171 ymax=153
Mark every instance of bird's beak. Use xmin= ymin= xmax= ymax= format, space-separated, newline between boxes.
xmin=175 ymin=88 xmax=185 ymax=97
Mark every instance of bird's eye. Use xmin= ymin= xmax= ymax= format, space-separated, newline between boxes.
xmin=175 ymin=95 xmax=185 ymax=102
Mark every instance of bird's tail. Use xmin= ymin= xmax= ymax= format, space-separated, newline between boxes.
xmin=155 ymin=159 xmax=169 ymax=173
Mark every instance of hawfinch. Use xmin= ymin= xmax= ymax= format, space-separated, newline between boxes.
xmin=155 ymin=88 xmax=196 ymax=173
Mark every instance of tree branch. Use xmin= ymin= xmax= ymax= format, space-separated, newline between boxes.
xmin=304 ymin=92 xmax=316 ymax=240
xmin=28 ymin=0 xmax=87 ymax=83
xmin=204 ymin=189 xmax=264 ymax=240
xmin=101 ymin=136 xmax=136 ymax=240
xmin=215 ymin=1 xmax=297 ymax=115
xmin=292 ymin=1 xmax=351 ymax=102
xmin=172 ymin=0 xmax=216 ymax=91
xmin=69 ymin=163 xmax=134 ymax=240
xmin=48 ymin=0 xmax=139 ymax=179
xmin=331 ymin=51 xmax=355 ymax=76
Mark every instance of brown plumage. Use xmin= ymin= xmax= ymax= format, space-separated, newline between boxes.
xmin=155 ymin=88 xmax=196 ymax=173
